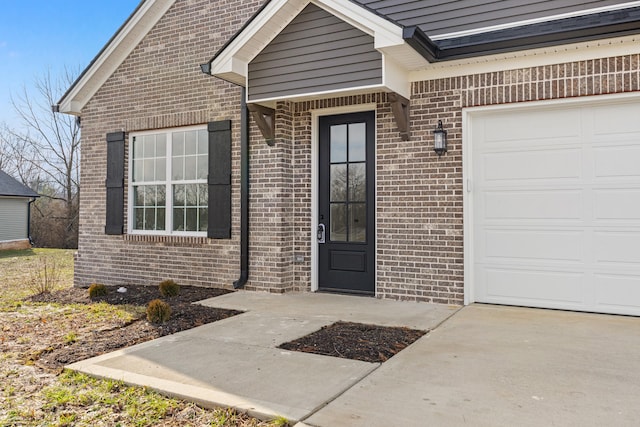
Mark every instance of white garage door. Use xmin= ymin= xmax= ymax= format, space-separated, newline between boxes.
xmin=469 ymin=95 xmax=640 ymax=316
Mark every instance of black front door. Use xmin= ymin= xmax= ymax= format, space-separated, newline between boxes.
xmin=318 ymin=111 xmax=375 ymax=295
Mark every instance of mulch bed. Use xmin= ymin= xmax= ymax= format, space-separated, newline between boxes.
xmin=278 ymin=321 xmax=427 ymax=363
xmin=28 ymin=285 xmax=242 ymax=370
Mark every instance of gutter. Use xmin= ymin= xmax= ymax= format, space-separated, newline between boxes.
xmin=233 ymin=86 xmax=250 ymax=289
xmin=404 ymin=6 xmax=640 ymax=63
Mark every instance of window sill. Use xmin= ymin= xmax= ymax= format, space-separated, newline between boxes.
xmin=124 ymin=234 xmax=211 ymax=245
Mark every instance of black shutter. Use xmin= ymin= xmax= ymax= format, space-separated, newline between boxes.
xmin=208 ymin=120 xmax=232 ymax=238
xmin=105 ymin=131 xmax=125 ymax=235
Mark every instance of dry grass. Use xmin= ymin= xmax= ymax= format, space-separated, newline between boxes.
xmin=0 ymin=248 xmax=289 ymax=427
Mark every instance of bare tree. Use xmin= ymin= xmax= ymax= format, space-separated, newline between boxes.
xmin=6 ymin=68 xmax=80 ymax=248
xmin=0 ymin=124 xmax=41 ymax=186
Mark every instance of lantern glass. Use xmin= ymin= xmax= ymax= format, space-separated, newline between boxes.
xmin=433 ymin=120 xmax=447 ymax=156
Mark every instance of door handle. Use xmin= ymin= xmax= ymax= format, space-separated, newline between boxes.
xmin=317 ymin=223 xmax=326 ymax=244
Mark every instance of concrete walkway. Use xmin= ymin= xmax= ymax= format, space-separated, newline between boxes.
xmin=67 ymin=292 xmax=457 ymax=422
xmin=67 ymin=293 xmax=640 ymax=426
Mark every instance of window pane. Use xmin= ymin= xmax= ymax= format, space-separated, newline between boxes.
xmin=145 ymin=208 xmax=156 ymax=230
xmin=133 ymin=160 xmax=143 ymax=183
xmin=144 ymin=186 xmax=156 ymax=207
xmin=348 ymin=123 xmax=366 ymax=162
xmin=330 ymin=164 xmax=347 ymax=202
xmin=185 ymin=208 xmax=198 ymax=231
xmin=173 ymin=208 xmax=184 ymax=231
xmin=156 ymin=185 xmax=166 ymax=206
xmin=172 ymin=132 xmax=184 ymax=156
xmin=173 ymin=184 xmax=185 ymax=206
xmin=134 ymin=208 xmax=144 ymax=230
xmin=199 ymin=208 xmax=208 ymax=231
xmin=157 ymin=208 xmax=166 ymax=231
xmin=134 ymin=186 xmax=144 ymax=206
xmin=330 ymin=203 xmax=347 ymax=242
xmin=143 ymin=159 xmax=154 ymax=181
xmin=349 ymin=203 xmax=366 ymax=242
xmin=172 ymin=156 xmax=183 ymax=181
xmin=156 ymin=158 xmax=166 ymax=181
xmin=156 ymin=134 xmax=166 ymax=157
xmin=349 ymin=163 xmax=366 ymax=202
xmin=185 ymin=185 xmax=197 ymax=207
xmin=330 ymin=125 xmax=347 ymax=163
xmin=197 ymin=155 xmax=208 ymax=180
xmin=143 ymin=135 xmax=155 ymax=157
xmin=184 ymin=156 xmax=197 ymax=180
xmin=198 ymin=183 xmax=208 ymax=206
xmin=198 ymin=130 xmax=208 ymax=154
xmin=133 ymin=137 xmax=143 ymax=158
xmin=185 ymin=131 xmax=197 ymax=155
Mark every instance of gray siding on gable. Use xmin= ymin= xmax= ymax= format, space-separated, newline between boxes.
xmin=355 ymin=0 xmax=627 ymax=36
xmin=248 ymin=3 xmax=382 ymax=101
xmin=0 ymin=198 xmax=28 ymax=242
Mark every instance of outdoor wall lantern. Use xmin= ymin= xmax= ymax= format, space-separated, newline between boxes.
xmin=433 ymin=120 xmax=447 ymax=157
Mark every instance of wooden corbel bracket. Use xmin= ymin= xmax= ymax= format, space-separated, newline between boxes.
xmin=388 ymin=92 xmax=410 ymax=141
xmin=247 ymin=103 xmax=276 ymax=146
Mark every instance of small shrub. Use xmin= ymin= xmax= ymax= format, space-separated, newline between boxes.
xmin=158 ymin=279 xmax=180 ymax=297
xmin=27 ymin=257 xmax=61 ymax=295
xmin=88 ymin=283 xmax=108 ymax=298
xmin=64 ymin=332 xmax=77 ymax=345
xmin=146 ymin=299 xmax=171 ymax=324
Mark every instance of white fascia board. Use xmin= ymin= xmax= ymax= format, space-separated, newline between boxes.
xmin=247 ymin=83 xmax=387 ymax=105
xmin=410 ymin=34 xmax=640 ymax=82
xmin=59 ymin=0 xmax=175 ymax=115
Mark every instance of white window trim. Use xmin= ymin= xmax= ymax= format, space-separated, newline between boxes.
xmin=127 ymin=124 xmax=208 ymax=237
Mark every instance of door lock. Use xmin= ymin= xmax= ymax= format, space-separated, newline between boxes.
xmin=317 ymin=223 xmax=326 ymax=244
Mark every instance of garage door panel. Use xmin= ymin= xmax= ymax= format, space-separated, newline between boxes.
xmin=484 ymin=230 xmax=583 ymax=262
xmin=483 ymin=149 xmax=581 ymax=182
xmin=594 ymin=273 xmax=640 ymax=313
xmin=483 ymin=268 xmax=584 ymax=304
xmin=470 ymin=97 xmax=640 ymax=316
xmin=592 ymin=103 xmax=640 ymax=135
xmin=482 ymin=108 xmax=581 ymax=143
xmin=594 ymin=231 xmax=640 ymax=264
xmin=483 ymin=190 xmax=583 ymax=220
xmin=594 ymin=189 xmax=640 ymax=220
xmin=594 ymin=147 xmax=640 ymax=178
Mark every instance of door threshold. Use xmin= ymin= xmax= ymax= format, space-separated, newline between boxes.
xmin=317 ymin=288 xmax=375 ymax=297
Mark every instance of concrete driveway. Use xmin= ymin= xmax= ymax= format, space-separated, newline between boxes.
xmin=305 ymin=304 xmax=640 ymax=427
xmin=68 ymin=293 xmax=640 ymax=426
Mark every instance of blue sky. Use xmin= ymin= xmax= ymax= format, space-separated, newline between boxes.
xmin=0 ymin=1 xmax=140 ymax=129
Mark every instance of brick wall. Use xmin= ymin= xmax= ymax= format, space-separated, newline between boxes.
xmin=76 ymin=0 xmax=640 ymax=304
xmin=287 ymin=55 xmax=640 ymax=305
xmin=76 ymin=0 xmax=263 ymax=289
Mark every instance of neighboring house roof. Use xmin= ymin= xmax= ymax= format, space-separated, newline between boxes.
xmin=57 ymin=0 xmax=640 ymax=114
xmin=0 ymin=170 xmax=39 ymax=198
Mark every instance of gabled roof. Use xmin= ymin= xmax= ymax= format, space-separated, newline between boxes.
xmin=206 ymin=0 xmax=640 ymax=84
xmin=0 ymin=170 xmax=39 ymax=198
xmin=57 ymin=0 xmax=640 ymax=115
xmin=206 ymin=0 xmax=425 ymax=88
